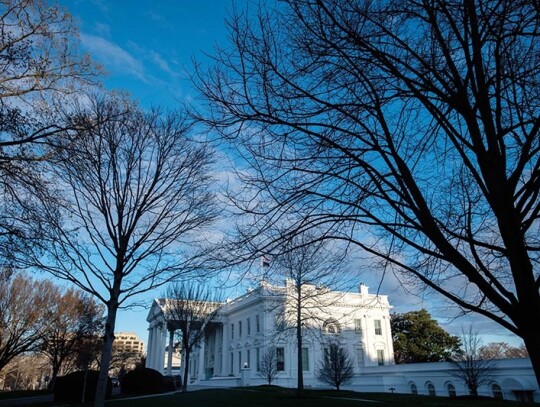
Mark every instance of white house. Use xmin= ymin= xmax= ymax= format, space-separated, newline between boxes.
xmin=146 ymin=281 xmax=393 ymax=381
xmin=145 ymin=281 xmax=539 ymax=402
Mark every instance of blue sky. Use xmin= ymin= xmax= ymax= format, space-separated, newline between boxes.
xmin=65 ymin=0 xmax=233 ymax=108
xmin=58 ymin=0 xmax=524 ymax=350
xmin=59 ymin=0 xmax=238 ymax=344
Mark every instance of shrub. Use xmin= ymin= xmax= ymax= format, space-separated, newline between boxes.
xmin=163 ymin=375 xmax=182 ymax=391
xmin=54 ymin=370 xmax=112 ymax=402
xmin=120 ymin=368 xmax=167 ymax=395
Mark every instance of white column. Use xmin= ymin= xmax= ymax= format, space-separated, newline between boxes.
xmin=384 ymin=316 xmax=394 ymax=364
xmin=197 ymin=336 xmax=206 ymax=380
xmin=151 ymin=326 xmax=160 ymax=371
xmin=167 ymin=329 xmax=174 ymax=375
xmin=214 ymin=327 xmax=221 ymax=376
xmin=364 ymin=316 xmax=371 ymax=366
xmin=220 ymin=324 xmax=228 ymax=376
xmin=146 ymin=327 xmax=154 ymax=369
xmin=156 ymin=326 xmax=166 ymax=373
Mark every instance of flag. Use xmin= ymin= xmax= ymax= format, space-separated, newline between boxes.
xmin=261 ymin=255 xmax=271 ymax=268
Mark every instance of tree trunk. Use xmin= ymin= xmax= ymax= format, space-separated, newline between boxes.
xmin=93 ymin=302 xmax=118 ymax=407
xmin=182 ymin=350 xmax=190 ymax=392
xmin=296 ymin=287 xmax=303 ymax=398
xmin=48 ymin=363 xmax=61 ymax=392
xmin=522 ymin=327 xmax=540 ymax=389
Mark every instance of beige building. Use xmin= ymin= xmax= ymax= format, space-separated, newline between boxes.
xmin=114 ymin=332 xmax=145 ymax=355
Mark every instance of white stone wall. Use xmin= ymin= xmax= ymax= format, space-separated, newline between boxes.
xmin=348 ymin=358 xmax=539 ymax=403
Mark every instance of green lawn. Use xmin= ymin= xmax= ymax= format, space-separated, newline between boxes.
xmin=103 ymin=386 xmax=527 ymax=407
xmin=0 ymin=390 xmax=48 ymax=400
xmin=0 ymin=386 xmax=530 ymax=407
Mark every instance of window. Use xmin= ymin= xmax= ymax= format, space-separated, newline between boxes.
xmin=377 ymin=349 xmax=384 ymax=365
xmin=276 ymin=347 xmax=285 ymax=371
xmin=374 ymin=319 xmax=382 ymax=335
xmin=247 ymin=318 xmax=251 ymax=335
xmin=256 ymin=315 xmax=260 ymax=332
xmin=323 ymin=318 xmax=341 ymax=334
xmin=238 ymin=351 xmax=242 ymax=371
xmin=302 ymin=348 xmax=309 ymax=371
xmin=239 ymin=321 xmax=242 ymax=337
xmin=427 ymin=382 xmax=436 ymax=396
xmin=354 ymin=319 xmax=362 ymax=334
xmin=230 ymin=352 xmax=234 ymax=374
xmin=256 ymin=348 xmax=260 ymax=371
xmin=231 ymin=323 xmax=234 ymax=339
xmin=410 ymin=383 xmax=418 ymax=395
xmin=447 ymin=384 xmax=456 ymax=397
xmin=247 ymin=349 xmax=251 ymax=368
xmin=356 ymin=348 xmax=364 ymax=367
xmin=492 ymin=384 xmax=504 ymax=400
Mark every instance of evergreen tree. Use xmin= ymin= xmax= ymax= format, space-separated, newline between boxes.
xmin=391 ymin=309 xmax=460 ymax=364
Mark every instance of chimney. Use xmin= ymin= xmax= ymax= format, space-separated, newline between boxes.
xmin=359 ymin=283 xmax=369 ymax=295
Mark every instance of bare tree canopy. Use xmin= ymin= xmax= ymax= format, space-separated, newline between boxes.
xmin=479 ymin=342 xmax=529 ymax=360
xmin=194 ymin=0 xmax=540 ymax=386
xmin=164 ymin=281 xmax=221 ymax=392
xmin=23 ymin=95 xmax=218 ymax=406
xmin=0 ymin=0 xmax=100 ymax=268
xmin=41 ymin=287 xmax=104 ymax=390
xmin=0 ymin=273 xmax=57 ymax=372
xmin=317 ymin=342 xmax=355 ymax=391
xmin=263 ymin=235 xmax=351 ymax=396
xmin=450 ymin=328 xmax=496 ymax=396
xmin=259 ymin=346 xmax=279 ymax=385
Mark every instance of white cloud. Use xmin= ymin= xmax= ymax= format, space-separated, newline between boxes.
xmin=80 ymin=33 xmax=147 ymax=82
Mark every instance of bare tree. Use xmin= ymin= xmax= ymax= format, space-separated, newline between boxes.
xmin=0 ymin=354 xmax=50 ymax=391
xmin=450 ymin=328 xmax=495 ymax=396
xmin=164 ymin=281 xmax=221 ymax=392
xmin=317 ymin=342 xmax=354 ymax=391
xmin=0 ymin=0 xmax=100 ymax=268
xmin=23 ymin=95 xmax=218 ymax=407
xmin=259 ymin=346 xmax=278 ymax=386
xmin=41 ymin=288 xmax=104 ymax=390
xmin=262 ymin=234 xmax=351 ymax=397
xmin=194 ymin=0 xmax=540 ymax=387
xmin=480 ymin=342 xmax=529 ymax=360
xmin=108 ymin=349 xmax=143 ymax=377
xmin=0 ymin=273 xmax=57 ymax=372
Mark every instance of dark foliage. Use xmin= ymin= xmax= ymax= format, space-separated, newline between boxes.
xmin=120 ymin=368 xmax=167 ymax=395
xmin=54 ymin=370 xmax=111 ymax=402
xmin=391 ymin=310 xmax=461 ymax=364
xmin=163 ymin=375 xmax=181 ymax=391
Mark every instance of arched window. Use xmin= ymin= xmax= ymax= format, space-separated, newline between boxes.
xmin=322 ymin=318 xmax=341 ymax=334
xmin=410 ymin=383 xmax=418 ymax=395
xmin=447 ymin=383 xmax=456 ymax=397
xmin=492 ymin=383 xmax=504 ymax=400
xmin=427 ymin=382 xmax=436 ymax=396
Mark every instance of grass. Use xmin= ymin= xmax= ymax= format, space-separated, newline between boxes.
xmin=0 ymin=386 xmax=529 ymax=407
xmin=0 ymin=390 xmax=48 ymax=400
xmin=104 ymin=386 xmax=527 ymax=407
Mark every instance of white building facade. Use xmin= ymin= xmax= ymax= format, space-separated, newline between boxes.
xmin=146 ymin=281 xmax=394 ymax=385
xmin=145 ymin=282 xmax=539 ymax=402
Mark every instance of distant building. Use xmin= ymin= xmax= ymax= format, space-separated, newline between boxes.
xmin=114 ymin=332 xmax=145 ymax=355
